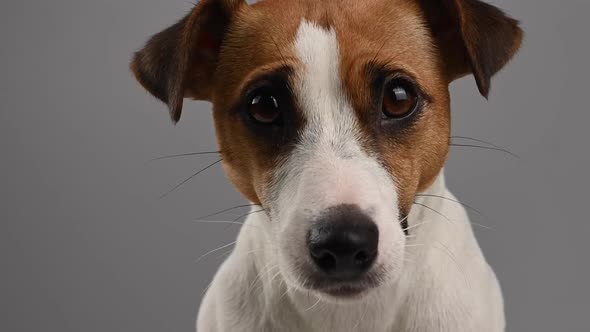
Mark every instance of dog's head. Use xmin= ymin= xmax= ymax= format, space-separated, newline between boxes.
xmin=132 ymin=0 xmax=521 ymax=299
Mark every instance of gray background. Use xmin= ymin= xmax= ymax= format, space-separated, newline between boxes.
xmin=1 ymin=0 xmax=588 ymax=331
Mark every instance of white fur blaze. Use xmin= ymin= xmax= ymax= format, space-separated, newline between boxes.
xmin=268 ymin=20 xmax=406 ymax=292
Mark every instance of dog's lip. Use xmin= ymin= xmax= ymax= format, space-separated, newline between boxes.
xmin=300 ymin=267 xmax=385 ymax=297
xmin=320 ymin=284 xmax=367 ymax=297
xmin=310 ymin=279 xmax=378 ymax=298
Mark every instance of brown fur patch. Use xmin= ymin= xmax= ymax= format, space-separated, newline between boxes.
xmin=211 ymin=0 xmax=451 ymax=208
xmin=131 ymin=0 xmax=522 ymax=216
xmin=329 ymin=0 xmax=452 ymax=215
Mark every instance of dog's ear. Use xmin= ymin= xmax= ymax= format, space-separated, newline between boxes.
xmin=131 ymin=0 xmax=245 ymax=123
xmin=420 ymin=0 xmax=523 ymax=97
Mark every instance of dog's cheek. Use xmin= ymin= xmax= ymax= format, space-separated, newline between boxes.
xmin=380 ymin=148 xmax=419 ymax=218
xmin=214 ymin=112 xmax=287 ymax=206
xmin=214 ymin=114 xmax=261 ymax=204
xmin=416 ymin=97 xmax=451 ymax=192
xmin=278 ymin=216 xmax=311 ymax=282
xmin=270 ymin=188 xmax=312 ymax=283
xmin=221 ymin=152 xmax=280 ymax=206
xmin=381 ymin=97 xmax=451 ymax=214
xmin=221 ymin=160 xmax=259 ymax=204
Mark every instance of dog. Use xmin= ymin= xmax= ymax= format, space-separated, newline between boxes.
xmin=131 ymin=0 xmax=522 ymax=330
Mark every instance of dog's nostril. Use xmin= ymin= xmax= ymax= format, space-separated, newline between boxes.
xmin=354 ymin=250 xmax=373 ymax=265
xmin=311 ymin=249 xmax=337 ymax=271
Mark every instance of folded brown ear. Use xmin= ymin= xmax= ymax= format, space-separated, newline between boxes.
xmin=130 ymin=0 xmax=244 ymax=123
xmin=421 ymin=0 xmax=523 ymax=97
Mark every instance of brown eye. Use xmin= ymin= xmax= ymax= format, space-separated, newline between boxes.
xmin=382 ymin=80 xmax=419 ymax=119
xmin=248 ymin=90 xmax=281 ymax=124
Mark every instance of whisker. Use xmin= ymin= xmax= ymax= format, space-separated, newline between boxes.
xmin=247 ymin=262 xmax=273 ymax=292
xmin=248 ymin=263 xmax=279 ymax=295
xmin=195 ymin=241 xmax=236 ymax=264
xmin=433 ymin=241 xmax=472 ymax=291
xmin=450 ymin=143 xmax=520 ymax=159
xmin=278 ymin=284 xmax=291 ymax=302
xmin=352 ymin=300 xmax=370 ymax=330
xmin=451 ymin=136 xmax=509 ymax=150
xmin=415 ymin=194 xmax=486 ymax=218
xmin=234 ymin=247 xmax=271 ymax=259
xmin=194 ymin=203 xmax=257 ymax=221
xmin=304 ymin=297 xmax=322 ymax=312
xmin=191 ymin=220 xmax=245 ymax=226
xmin=403 ymin=221 xmax=426 ymax=233
xmin=270 ymin=269 xmax=283 ymax=285
xmin=277 ymin=277 xmax=286 ymax=291
xmin=216 ymin=246 xmax=275 ymax=266
xmin=413 ymin=202 xmax=491 ymax=230
xmin=215 ymin=248 xmax=235 ymax=260
xmin=159 ymin=159 xmax=223 ymax=199
xmin=189 ymin=220 xmax=265 ymax=231
xmin=233 ymin=209 xmax=267 ymax=222
xmin=413 ymin=202 xmax=453 ymax=224
xmin=147 ymin=151 xmax=221 ymax=163
xmin=469 ymin=221 xmax=493 ymax=230
xmin=400 ymin=214 xmax=410 ymax=234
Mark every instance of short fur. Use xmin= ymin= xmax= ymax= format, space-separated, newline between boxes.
xmin=130 ymin=0 xmax=522 ymax=331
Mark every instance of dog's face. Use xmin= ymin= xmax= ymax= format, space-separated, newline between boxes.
xmin=132 ymin=0 xmax=521 ymax=299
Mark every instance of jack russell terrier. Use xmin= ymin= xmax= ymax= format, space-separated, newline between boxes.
xmin=131 ymin=0 xmax=522 ymax=330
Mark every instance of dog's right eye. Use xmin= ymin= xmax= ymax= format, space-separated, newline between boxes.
xmin=247 ymin=89 xmax=281 ymax=124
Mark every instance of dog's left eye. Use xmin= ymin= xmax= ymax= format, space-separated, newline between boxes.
xmin=382 ymin=79 xmax=419 ymax=119
xmin=247 ymin=89 xmax=281 ymax=124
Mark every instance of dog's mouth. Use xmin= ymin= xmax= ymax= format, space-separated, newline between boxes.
xmin=316 ymin=283 xmax=373 ymax=298
xmin=301 ymin=268 xmax=385 ymax=299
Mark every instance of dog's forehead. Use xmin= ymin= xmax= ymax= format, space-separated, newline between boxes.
xmin=215 ymin=0 xmax=438 ymax=105
xmin=241 ymin=0 xmax=430 ymax=53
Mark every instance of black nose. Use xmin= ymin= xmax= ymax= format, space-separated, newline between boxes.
xmin=308 ymin=205 xmax=379 ymax=280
